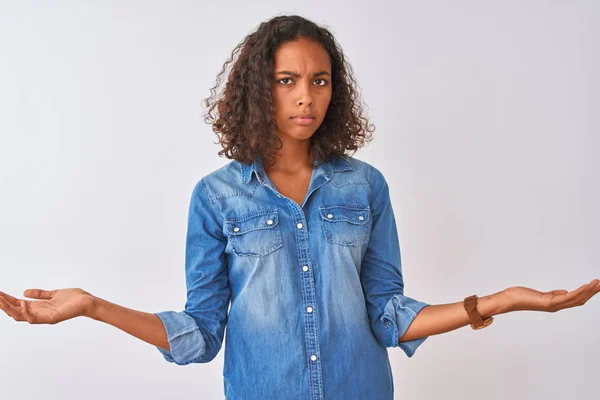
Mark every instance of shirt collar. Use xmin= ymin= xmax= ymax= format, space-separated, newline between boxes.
xmin=240 ymin=153 xmax=353 ymax=185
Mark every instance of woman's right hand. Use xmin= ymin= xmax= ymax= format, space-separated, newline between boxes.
xmin=0 ymin=288 xmax=96 ymax=325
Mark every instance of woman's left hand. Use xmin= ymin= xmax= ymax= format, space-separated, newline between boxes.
xmin=503 ymin=279 xmax=600 ymax=313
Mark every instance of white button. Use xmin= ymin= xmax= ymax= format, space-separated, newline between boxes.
xmin=327 ymin=214 xmax=333 ymax=219
xmin=302 ymin=265 xmax=309 ymax=272
xmin=307 ymin=306 xmax=313 ymax=313
xmin=267 ymin=219 xmax=273 ymax=225
xmin=297 ymin=223 xmax=303 ymax=229
xmin=358 ymin=216 xmax=364 ymax=221
xmin=310 ymin=355 xmax=317 ymax=361
xmin=233 ymin=227 xmax=240 ymax=232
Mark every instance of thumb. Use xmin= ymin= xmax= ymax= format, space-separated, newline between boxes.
xmin=23 ymin=289 xmax=54 ymax=300
xmin=546 ymin=290 xmax=569 ymax=295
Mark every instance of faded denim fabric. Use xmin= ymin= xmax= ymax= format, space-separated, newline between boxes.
xmin=154 ymin=154 xmax=430 ymax=400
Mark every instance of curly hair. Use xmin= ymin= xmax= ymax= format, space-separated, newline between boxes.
xmin=202 ymin=14 xmax=375 ymax=169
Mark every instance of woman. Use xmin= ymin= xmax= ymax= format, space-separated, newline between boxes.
xmin=0 ymin=14 xmax=598 ymax=400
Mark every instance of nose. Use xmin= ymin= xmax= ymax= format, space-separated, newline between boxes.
xmin=297 ymin=80 xmax=313 ymax=106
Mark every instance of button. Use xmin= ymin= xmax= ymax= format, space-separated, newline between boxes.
xmin=297 ymin=223 xmax=303 ymax=229
xmin=358 ymin=216 xmax=364 ymax=221
xmin=302 ymin=265 xmax=309 ymax=272
xmin=307 ymin=306 xmax=313 ymax=313
xmin=310 ymin=355 xmax=317 ymax=361
xmin=327 ymin=213 xmax=333 ymax=219
xmin=267 ymin=219 xmax=273 ymax=225
xmin=233 ymin=227 xmax=240 ymax=232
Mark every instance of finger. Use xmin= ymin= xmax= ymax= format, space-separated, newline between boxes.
xmin=0 ymin=296 xmax=24 ymax=321
xmin=588 ymin=282 xmax=600 ymax=300
xmin=0 ymin=296 xmax=10 ymax=314
xmin=20 ymin=300 xmax=36 ymax=324
xmin=548 ymin=283 xmax=589 ymax=308
xmin=574 ymin=281 xmax=600 ymax=305
xmin=586 ymin=278 xmax=600 ymax=288
xmin=553 ymin=280 xmax=599 ymax=310
xmin=582 ymin=280 xmax=600 ymax=301
xmin=0 ymin=291 xmax=22 ymax=307
xmin=23 ymin=289 xmax=54 ymax=300
xmin=545 ymin=290 xmax=568 ymax=296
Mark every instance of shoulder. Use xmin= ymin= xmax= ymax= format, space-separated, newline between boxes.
xmin=201 ymin=160 xmax=241 ymax=185
xmin=189 ymin=160 xmax=245 ymax=204
xmin=340 ymin=155 xmax=387 ymax=189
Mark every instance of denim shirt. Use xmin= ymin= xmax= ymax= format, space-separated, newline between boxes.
xmin=154 ymin=154 xmax=430 ymax=400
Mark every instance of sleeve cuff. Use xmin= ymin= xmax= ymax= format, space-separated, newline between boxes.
xmin=380 ymin=294 xmax=430 ymax=357
xmin=154 ymin=311 xmax=207 ymax=365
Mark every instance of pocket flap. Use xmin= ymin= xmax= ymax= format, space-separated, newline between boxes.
xmin=224 ymin=210 xmax=280 ymax=235
xmin=318 ymin=205 xmax=370 ymax=225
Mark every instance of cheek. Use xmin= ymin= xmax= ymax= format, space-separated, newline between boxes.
xmin=273 ymin=105 xmax=288 ymax=123
xmin=271 ymin=95 xmax=285 ymax=119
xmin=320 ymin=88 xmax=332 ymax=104
xmin=318 ymin=94 xmax=332 ymax=117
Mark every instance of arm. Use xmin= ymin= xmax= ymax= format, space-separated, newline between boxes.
xmin=398 ymin=290 xmax=507 ymax=343
xmin=151 ymin=177 xmax=231 ymax=365
xmin=87 ymin=296 xmax=170 ymax=352
xmin=359 ymin=166 xmax=599 ymax=355
xmin=361 ymin=165 xmax=431 ymax=357
xmin=0 ymin=287 xmax=170 ymax=351
xmin=400 ymin=280 xmax=600 ymax=344
xmin=0 ymin=180 xmax=230 ymax=365
xmin=81 ymin=177 xmax=229 ymax=363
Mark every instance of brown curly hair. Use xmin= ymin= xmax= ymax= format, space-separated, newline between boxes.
xmin=201 ymin=14 xmax=375 ymax=169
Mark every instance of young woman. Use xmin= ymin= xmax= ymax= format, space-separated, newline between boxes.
xmin=0 ymin=14 xmax=598 ymax=400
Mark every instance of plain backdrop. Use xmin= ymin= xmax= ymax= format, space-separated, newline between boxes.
xmin=1 ymin=1 xmax=598 ymax=399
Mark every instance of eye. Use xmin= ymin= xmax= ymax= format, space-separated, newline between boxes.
xmin=276 ymin=78 xmax=330 ymax=86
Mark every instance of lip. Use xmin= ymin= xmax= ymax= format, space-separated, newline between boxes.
xmin=292 ymin=116 xmax=315 ymax=126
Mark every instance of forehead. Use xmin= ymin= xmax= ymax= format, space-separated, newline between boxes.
xmin=273 ymin=38 xmax=331 ymax=71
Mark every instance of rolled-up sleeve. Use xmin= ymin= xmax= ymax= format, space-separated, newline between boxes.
xmin=361 ymin=165 xmax=430 ymax=358
xmin=154 ymin=177 xmax=231 ymax=365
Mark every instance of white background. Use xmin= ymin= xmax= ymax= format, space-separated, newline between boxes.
xmin=1 ymin=1 xmax=598 ymax=399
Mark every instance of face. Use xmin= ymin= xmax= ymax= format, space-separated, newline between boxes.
xmin=271 ymin=37 xmax=332 ymax=142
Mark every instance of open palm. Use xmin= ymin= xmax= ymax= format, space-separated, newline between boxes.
xmin=504 ymin=279 xmax=600 ymax=313
xmin=0 ymin=288 xmax=94 ymax=325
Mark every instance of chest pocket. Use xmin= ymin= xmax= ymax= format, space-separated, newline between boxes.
xmin=224 ymin=209 xmax=283 ymax=257
xmin=318 ymin=204 xmax=371 ymax=247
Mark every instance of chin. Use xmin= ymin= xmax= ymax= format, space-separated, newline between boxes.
xmin=280 ymin=127 xmax=316 ymax=139
xmin=293 ymin=129 xmax=317 ymax=140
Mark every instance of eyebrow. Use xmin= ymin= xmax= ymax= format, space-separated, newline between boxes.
xmin=274 ymin=70 xmax=331 ymax=78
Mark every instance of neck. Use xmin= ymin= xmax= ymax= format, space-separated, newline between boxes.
xmin=263 ymin=137 xmax=315 ymax=174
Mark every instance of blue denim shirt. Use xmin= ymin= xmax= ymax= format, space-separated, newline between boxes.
xmin=154 ymin=154 xmax=430 ymax=400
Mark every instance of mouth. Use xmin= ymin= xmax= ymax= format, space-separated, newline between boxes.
xmin=292 ymin=116 xmax=316 ymax=126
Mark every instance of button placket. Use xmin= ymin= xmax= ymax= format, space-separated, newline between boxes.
xmin=286 ymin=202 xmax=323 ymax=399
xmin=252 ymin=163 xmax=327 ymax=398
